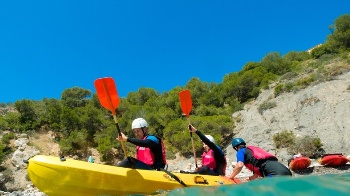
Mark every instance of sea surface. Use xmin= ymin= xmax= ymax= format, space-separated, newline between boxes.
xmin=166 ymin=173 xmax=350 ymax=196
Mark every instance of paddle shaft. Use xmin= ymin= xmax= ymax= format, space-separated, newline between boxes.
xmin=188 ymin=118 xmax=198 ymax=168
xmin=160 ymin=169 xmax=187 ymax=187
xmin=112 ymin=115 xmax=128 ymax=159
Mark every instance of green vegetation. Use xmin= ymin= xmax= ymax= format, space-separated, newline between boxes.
xmin=273 ymin=130 xmax=324 ymax=159
xmin=273 ymin=130 xmax=296 ymax=148
xmin=0 ymin=142 xmax=5 ymax=164
xmin=0 ymin=14 xmax=349 ymax=163
xmin=1 ymin=132 xmax=15 ymax=144
xmin=258 ymin=100 xmax=277 ymax=115
xmin=288 ymin=136 xmax=324 ymax=159
xmin=0 ymin=132 xmax=15 ymax=163
xmin=311 ymin=14 xmax=350 ymax=58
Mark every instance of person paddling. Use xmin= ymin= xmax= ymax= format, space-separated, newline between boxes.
xmin=187 ymin=124 xmax=227 ymax=176
xmin=116 ymin=118 xmax=167 ymax=170
xmin=229 ymin=138 xmax=292 ymax=180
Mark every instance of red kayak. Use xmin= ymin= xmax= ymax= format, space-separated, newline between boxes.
xmin=318 ymin=154 xmax=349 ymax=166
xmin=289 ymin=156 xmax=311 ymax=171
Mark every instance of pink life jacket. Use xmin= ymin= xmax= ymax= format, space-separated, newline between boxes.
xmin=136 ymin=135 xmax=167 ymax=166
xmin=202 ymin=149 xmax=216 ymax=170
xmin=244 ymin=146 xmax=277 ymax=176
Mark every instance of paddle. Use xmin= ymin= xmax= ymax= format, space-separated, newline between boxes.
xmin=94 ymin=77 xmax=128 ymax=159
xmin=178 ymin=89 xmax=198 ymax=168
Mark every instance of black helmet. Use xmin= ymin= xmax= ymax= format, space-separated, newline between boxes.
xmin=231 ymin=138 xmax=246 ymax=148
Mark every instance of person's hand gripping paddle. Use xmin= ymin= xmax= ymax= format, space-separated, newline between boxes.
xmin=94 ymin=77 xmax=128 ymax=159
xmin=179 ymin=89 xmax=198 ymax=168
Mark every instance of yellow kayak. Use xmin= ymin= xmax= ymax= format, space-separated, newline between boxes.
xmin=27 ymin=155 xmax=239 ymax=196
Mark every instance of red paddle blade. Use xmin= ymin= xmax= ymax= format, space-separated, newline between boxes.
xmin=94 ymin=77 xmax=120 ymax=115
xmin=179 ymin=89 xmax=192 ymax=117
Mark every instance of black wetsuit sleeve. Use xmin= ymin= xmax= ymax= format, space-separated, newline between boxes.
xmin=196 ymin=130 xmax=217 ymax=150
xmin=127 ymin=137 xmax=157 ymax=148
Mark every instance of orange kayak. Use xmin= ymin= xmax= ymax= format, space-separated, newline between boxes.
xmin=289 ymin=156 xmax=311 ymax=171
xmin=318 ymin=154 xmax=349 ymax=166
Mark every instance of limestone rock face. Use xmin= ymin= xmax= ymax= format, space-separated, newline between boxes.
xmin=226 ymin=71 xmax=350 ymax=164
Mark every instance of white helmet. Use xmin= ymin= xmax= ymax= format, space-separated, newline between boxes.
xmin=132 ymin=118 xmax=148 ymax=129
xmin=205 ymin=135 xmax=215 ymax=144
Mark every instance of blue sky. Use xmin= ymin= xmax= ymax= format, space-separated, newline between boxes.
xmin=0 ymin=1 xmax=348 ymax=103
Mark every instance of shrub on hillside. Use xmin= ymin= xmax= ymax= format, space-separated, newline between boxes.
xmin=296 ymin=75 xmax=315 ymax=87
xmin=0 ymin=132 xmax=15 ymax=164
xmin=325 ymin=63 xmax=350 ymax=77
xmin=287 ymin=136 xmax=324 ymax=158
xmin=0 ymin=142 xmax=5 ymax=164
xmin=273 ymin=130 xmax=295 ymax=148
xmin=1 ymin=132 xmax=15 ymax=144
xmin=280 ymin=72 xmax=298 ymax=81
xmin=258 ymin=101 xmax=277 ymax=115
xmin=274 ymin=82 xmax=296 ymax=97
xmin=274 ymin=84 xmax=285 ymax=97
xmin=59 ymin=129 xmax=89 ymax=157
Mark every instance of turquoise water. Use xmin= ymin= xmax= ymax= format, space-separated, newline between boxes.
xmin=167 ymin=173 xmax=350 ymax=196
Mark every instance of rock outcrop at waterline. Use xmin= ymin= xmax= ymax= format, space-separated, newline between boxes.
xmin=0 ymin=133 xmax=44 ymax=195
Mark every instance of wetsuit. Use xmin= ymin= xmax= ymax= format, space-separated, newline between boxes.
xmin=236 ymin=147 xmax=292 ymax=177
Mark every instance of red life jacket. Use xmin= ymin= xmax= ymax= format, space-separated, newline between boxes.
xmin=202 ymin=149 xmax=216 ymax=170
xmin=247 ymin=146 xmax=277 ymax=160
xmin=244 ymin=146 xmax=277 ymax=176
xmin=245 ymin=163 xmax=262 ymax=176
xmin=136 ymin=135 xmax=167 ymax=166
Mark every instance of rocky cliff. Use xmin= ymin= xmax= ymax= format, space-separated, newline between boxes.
xmin=225 ymin=70 xmax=350 ymax=163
